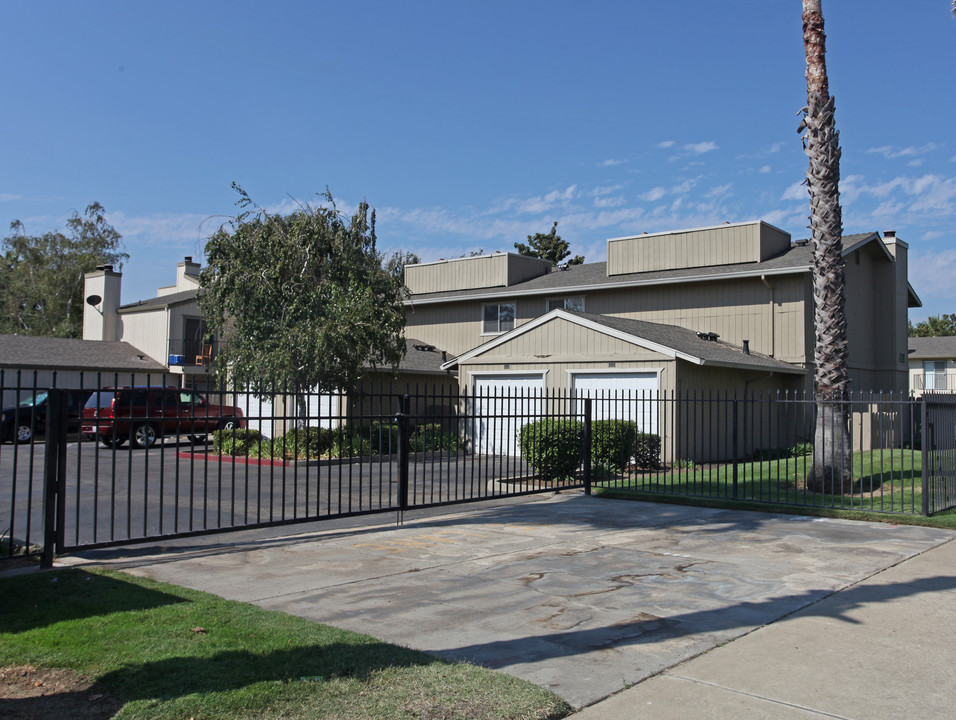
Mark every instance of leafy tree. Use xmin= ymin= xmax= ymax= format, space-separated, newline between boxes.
xmin=909 ymin=314 xmax=956 ymax=337
xmin=384 ymin=249 xmax=419 ymax=280
xmin=802 ymin=0 xmax=851 ymax=493
xmin=0 ymin=202 xmax=127 ymax=338
xmin=514 ymin=222 xmax=584 ymax=267
xmin=199 ymin=185 xmax=406 ymax=420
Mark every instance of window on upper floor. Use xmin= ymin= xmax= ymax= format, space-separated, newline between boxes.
xmin=547 ymin=296 xmax=585 ymax=313
xmin=924 ymin=360 xmax=947 ymax=390
xmin=482 ymin=302 xmax=515 ymax=334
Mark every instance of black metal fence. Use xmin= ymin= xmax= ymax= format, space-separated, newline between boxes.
xmin=3 ymin=371 xmax=956 ymax=564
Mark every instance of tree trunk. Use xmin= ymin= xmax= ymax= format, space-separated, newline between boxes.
xmin=802 ymin=0 xmax=851 ymax=493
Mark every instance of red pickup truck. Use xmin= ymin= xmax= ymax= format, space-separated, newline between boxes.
xmin=81 ymin=387 xmax=244 ymax=448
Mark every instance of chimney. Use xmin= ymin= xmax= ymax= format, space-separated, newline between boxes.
xmin=83 ymin=265 xmax=122 ymax=341
xmin=176 ymin=256 xmax=201 ymax=290
xmin=742 ymin=340 xmax=750 ymax=355
xmin=882 ymin=231 xmax=910 ymax=380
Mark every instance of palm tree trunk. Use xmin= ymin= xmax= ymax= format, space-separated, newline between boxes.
xmin=802 ymin=0 xmax=851 ymax=493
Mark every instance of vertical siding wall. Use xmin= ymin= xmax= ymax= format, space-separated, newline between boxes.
xmin=607 ymin=221 xmax=791 ymax=276
xmin=118 ymin=308 xmax=171 ymax=366
xmin=405 ymin=253 xmax=550 ymax=294
xmin=406 ymin=273 xmax=812 ymax=364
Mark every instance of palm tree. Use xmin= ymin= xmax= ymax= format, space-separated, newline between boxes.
xmin=802 ymin=0 xmax=850 ymax=493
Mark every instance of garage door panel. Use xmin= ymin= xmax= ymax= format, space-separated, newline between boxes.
xmin=474 ymin=374 xmax=543 ymax=456
xmin=572 ymin=372 xmax=659 ymax=433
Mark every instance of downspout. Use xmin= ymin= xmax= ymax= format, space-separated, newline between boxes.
xmin=761 ymin=275 xmax=775 ymax=358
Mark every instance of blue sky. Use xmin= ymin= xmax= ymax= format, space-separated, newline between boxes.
xmin=2 ymin=1 xmax=954 ymax=321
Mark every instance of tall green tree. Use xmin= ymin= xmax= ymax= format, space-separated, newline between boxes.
xmin=909 ymin=314 xmax=956 ymax=337
xmin=1 ymin=202 xmax=127 ymax=338
xmin=514 ymin=222 xmax=584 ymax=267
xmin=802 ymin=0 xmax=851 ymax=493
xmin=199 ymin=185 xmax=406 ymax=420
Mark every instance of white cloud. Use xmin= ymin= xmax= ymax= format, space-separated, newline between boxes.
xmin=910 ymin=248 xmax=956 ymax=298
xmin=0 ymin=193 xmax=23 ymax=202
xmin=768 ymin=142 xmax=786 ymax=154
xmin=656 ymin=140 xmax=675 ymax=149
xmin=782 ymin=181 xmax=806 ymax=201
xmin=908 ymin=159 xmax=925 ymax=168
xmin=759 ymin=165 xmax=771 ymax=174
xmin=590 ymin=184 xmax=623 ymax=197
xmin=600 ymin=158 xmax=625 ymax=167
xmin=640 ymin=187 xmax=667 ymax=202
xmin=684 ymin=141 xmax=718 ymax=155
xmin=108 ymin=211 xmax=221 ymax=248
xmin=594 ymin=196 xmax=625 ymax=208
xmin=866 ymin=143 xmax=939 ymax=159
xmin=671 ymin=177 xmax=700 ymax=195
xmin=704 ymin=184 xmax=732 ymax=199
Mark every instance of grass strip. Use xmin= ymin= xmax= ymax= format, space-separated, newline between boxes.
xmin=0 ymin=568 xmax=571 ymax=720
xmin=594 ymin=486 xmax=956 ymax=529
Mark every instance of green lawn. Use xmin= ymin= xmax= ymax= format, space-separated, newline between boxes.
xmin=0 ymin=568 xmax=571 ymax=720
xmin=595 ymin=448 xmax=956 ymax=526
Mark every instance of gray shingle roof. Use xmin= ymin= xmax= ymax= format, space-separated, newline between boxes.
xmin=565 ymin=311 xmax=805 ymax=373
xmin=366 ymin=338 xmax=456 ymax=376
xmin=909 ymin=336 xmax=956 ymax=360
xmin=118 ymin=289 xmax=198 ymax=313
xmin=0 ymin=335 xmax=167 ymax=372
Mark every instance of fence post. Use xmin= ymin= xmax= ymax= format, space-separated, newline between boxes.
xmin=396 ymin=394 xmax=410 ymax=513
xmin=42 ymin=388 xmax=68 ymax=569
xmin=731 ymin=392 xmax=739 ymax=500
xmin=583 ymin=398 xmax=592 ymax=496
xmin=921 ymin=397 xmax=929 ymax=517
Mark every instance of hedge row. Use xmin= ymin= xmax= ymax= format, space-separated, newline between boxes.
xmin=213 ymin=422 xmax=460 ymax=460
xmin=518 ymin=418 xmax=661 ymax=479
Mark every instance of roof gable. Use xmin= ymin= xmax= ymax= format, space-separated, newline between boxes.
xmin=444 ymin=310 xmax=805 ymax=375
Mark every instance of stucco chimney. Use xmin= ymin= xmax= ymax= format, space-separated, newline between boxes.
xmin=176 ymin=256 xmax=201 ymax=290
xmin=882 ymin=231 xmax=910 ymax=380
xmin=83 ymin=265 xmax=122 ymax=341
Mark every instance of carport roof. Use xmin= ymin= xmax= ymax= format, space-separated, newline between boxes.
xmin=442 ymin=309 xmax=806 ymax=375
xmin=0 ymin=335 xmax=167 ymax=372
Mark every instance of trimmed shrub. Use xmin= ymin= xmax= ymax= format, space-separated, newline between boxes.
xmin=591 ymin=420 xmax=638 ymax=470
xmin=274 ymin=426 xmax=330 ymax=459
xmin=519 ymin=419 xmax=585 ymax=479
xmin=213 ymin=428 xmax=264 ymax=456
xmin=327 ymin=426 xmax=371 ymax=458
xmin=411 ymin=423 xmax=459 ymax=452
xmin=789 ymin=442 xmax=813 ymax=457
xmin=633 ymin=432 xmax=662 ymax=469
xmin=363 ymin=421 xmax=400 ymax=455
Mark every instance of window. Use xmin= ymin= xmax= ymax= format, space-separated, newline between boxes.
xmin=547 ymin=296 xmax=585 ymax=313
xmin=482 ymin=303 xmax=515 ymax=334
xmin=924 ymin=360 xmax=947 ymax=390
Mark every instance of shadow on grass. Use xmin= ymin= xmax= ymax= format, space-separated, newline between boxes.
xmin=96 ymin=641 xmax=438 ymax=701
xmin=0 ymin=569 xmax=186 ymax=633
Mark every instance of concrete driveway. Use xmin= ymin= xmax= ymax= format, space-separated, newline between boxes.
xmin=70 ymin=492 xmax=955 ymax=710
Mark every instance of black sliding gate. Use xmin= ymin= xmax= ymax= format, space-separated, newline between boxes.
xmin=2 ymin=380 xmax=583 ymax=564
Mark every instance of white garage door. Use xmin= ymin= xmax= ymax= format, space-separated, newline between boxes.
xmin=572 ymin=372 xmax=658 ymax=433
xmin=473 ymin=374 xmax=544 ymax=456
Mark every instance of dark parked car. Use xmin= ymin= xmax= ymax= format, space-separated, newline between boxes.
xmin=81 ymin=387 xmax=244 ymax=449
xmin=1 ymin=389 xmax=94 ymax=444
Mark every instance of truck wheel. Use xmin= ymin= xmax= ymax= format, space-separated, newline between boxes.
xmin=15 ymin=424 xmax=33 ymax=444
xmin=133 ymin=423 xmax=159 ymax=449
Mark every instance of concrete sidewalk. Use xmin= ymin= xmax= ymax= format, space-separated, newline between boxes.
xmin=66 ymin=493 xmax=956 ymax=713
xmin=574 ymin=534 xmax=956 ymax=719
